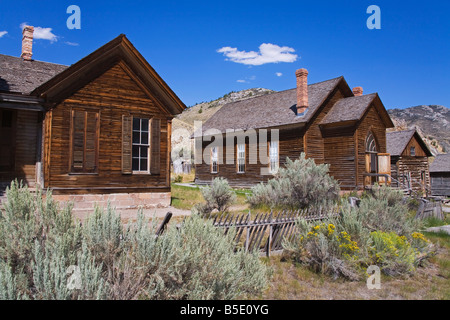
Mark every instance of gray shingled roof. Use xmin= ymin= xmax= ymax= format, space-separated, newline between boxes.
xmin=386 ymin=129 xmax=416 ymax=156
xmin=199 ymin=77 xmax=343 ymax=134
xmin=0 ymin=54 xmax=67 ymax=94
xmin=320 ymin=93 xmax=378 ymax=125
xmin=430 ymin=153 xmax=450 ymax=173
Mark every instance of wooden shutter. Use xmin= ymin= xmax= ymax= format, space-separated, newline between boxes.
xmin=72 ymin=110 xmax=85 ymax=171
xmin=122 ymin=115 xmax=132 ymax=174
xmin=85 ymin=112 xmax=98 ymax=171
xmin=150 ymin=118 xmax=161 ymax=174
xmin=71 ymin=109 xmax=99 ymax=173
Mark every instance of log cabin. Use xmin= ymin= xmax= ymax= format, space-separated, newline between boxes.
xmin=0 ymin=27 xmax=185 ymax=210
xmin=194 ymin=69 xmax=395 ymax=190
xmin=429 ymin=153 xmax=450 ymax=197
xmin=386 ymin=129 xmax=432 ymax=195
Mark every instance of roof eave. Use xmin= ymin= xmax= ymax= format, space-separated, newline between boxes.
xmin=31 ymin=34 xmax=186 ymax=116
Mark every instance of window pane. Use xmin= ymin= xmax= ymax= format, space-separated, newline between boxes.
xmin=132 ymin=158 xmax=139 ymax=171
xmin=132 ymin=131 xmax=140 ymax=144
xmin=140 ymin=159 xmax=148 ymax=171
xmin=132 ymin=145 xmax=140 ymax=157
xmin=141 ymin=119 xmax=149 ymax=132
xmin=1 ymin=110 xmax=13 ymax=127
xmin=140 ymin=146 xmax=148 ymax=158
xmin=133 ymin=118 xmax=140 ymax=131
xmin=141 ymin=132 xmax=149 ymax=144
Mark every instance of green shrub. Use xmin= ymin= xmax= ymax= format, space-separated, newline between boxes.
xmin=283 ymin=219 xmax=361 ymax=280
xmin=369 ymin=231 xmax=416 ymax=276
xmin=196 ymin=177 xmax=236 ymax=214
xmin=247 ymin=153 xmax=340 ymax=211
xmin=283 ymin=185 xmax=434 ymax=280
xmin=173 ymin=174 xmax=183 ymax=183
xmin=146 ymin=214 xmax=268 ymax=299
xmin=354 ymin=185 xmax=422 ymax=236
xmin=0 ymin=180 xmax=268 ymax=300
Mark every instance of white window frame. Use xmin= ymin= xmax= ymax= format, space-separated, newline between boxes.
xmin=237 ymin=144 xmax=245 ymax=173
xmin=132 ymin=117 xmax=150 ymax=174
xmin=269 ymin=140 xmax=279 ymax=174
xmin=211 ymin=146 xmax=218 ymax=173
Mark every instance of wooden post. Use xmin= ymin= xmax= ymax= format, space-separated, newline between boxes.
xmin=156 ymin=212 xmax=172 ymax=236
xmin=245 ymin=211 xmax=250 ymax=252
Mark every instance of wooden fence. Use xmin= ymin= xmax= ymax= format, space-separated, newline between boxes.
xmin=202 ymin=208 xmax=339 ymax=256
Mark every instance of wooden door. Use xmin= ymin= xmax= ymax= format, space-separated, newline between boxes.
xmin=0 ymin=109 xmax=16 ymax=172
xmin=377 ymin=153 xmax=391 ymax=186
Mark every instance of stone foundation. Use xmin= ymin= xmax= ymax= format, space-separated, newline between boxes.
xmin=52 ymin=192 xmax=171 ymax=212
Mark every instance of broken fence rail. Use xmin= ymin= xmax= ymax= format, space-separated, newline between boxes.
xmin=201 ymin=208 xmax=339 ymax=256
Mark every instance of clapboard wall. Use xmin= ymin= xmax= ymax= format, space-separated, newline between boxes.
xmin=43 ymin=62 xmax=171 ymax=194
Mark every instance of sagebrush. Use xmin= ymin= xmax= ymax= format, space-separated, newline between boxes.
xmin=247 ymin=153 xmax=340 ymax=211
xmin=283 ymin=185 xmax=434 ymax=279
xmin=0 ymin=180 xmax=268 ymax=300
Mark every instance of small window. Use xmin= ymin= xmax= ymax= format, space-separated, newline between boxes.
xmin=211 ymin=146 xmax=218 ymax=173
xmin=237 ymin=144 xmax=245 ymax=173
xmin=410 ymin=147 xmax=416 ymax=156
xmin=269 ymin=141 xmax=279 ymax=173
xmin=1 ymin=110 xmax=13 ymax=128
xmin=132 ymin=118 xmax=150 ymax=173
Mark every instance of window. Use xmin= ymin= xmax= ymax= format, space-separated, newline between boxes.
xmin=237 ymin=144 xmax=245 ymax=173
xmin=71 ymin=109 xmax=99 ymax=173
xmin=1 ymin=110 xmax=12 ymax=127
xmin=211 ymin=147 xmax=218 ymax=173
xmin=122 ymin=116 xmax=160 ymax=175
xmin=132 ymin=117 xmax=150 ymax=173
xmin=410 ymin=147 xmax=416 ymax=156
xmin=365 ymin=131 xmax=378 ymax=173
xmin=269 ymin=141 xmax=279 ymax=173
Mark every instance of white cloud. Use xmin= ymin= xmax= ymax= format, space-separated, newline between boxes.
xmin=276 ymin=72 xmax=283 ymax=77
xmin=237 ymin=79 xmax=247 ymax=83
xmin=20 ymin=23 xmax=58 ymax=42
xmin=217 ymin=43 xmax=298 ymax=66
xmin=65 ymin=41 xmax=79 ymax=46
xmin=0 ymin=31 xmax=7 ymax=38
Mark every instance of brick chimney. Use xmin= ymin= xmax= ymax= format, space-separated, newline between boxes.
xmin=353 ymin=87 xmax=363 ymax=97
xmin=295 ymin=68 xmax=308 ymax=115
xmin=21 ymin=25 xmax=34 ymax=61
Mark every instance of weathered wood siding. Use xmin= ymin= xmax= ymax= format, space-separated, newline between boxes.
xmin=195 ymin=127 xmax=304 ymax=187
xmin=355 ymin=104 xmax=387 ymax=189
xmin=0 ymin=109 xmax=39 ymax=187
xmin=391 ymin=156 xmax=430 ymax=193
xmin=44 ymin=62 xmax=171 ymax=193
xmin=431 ymin=172 xmax=450 ymax=196
xmin=323 ymin=126 xmax=356 ymax=190
xmin=304 ymin=88 xmax=344 ymax=164
xmin=401 ymin=135 xmax=428 ymax=157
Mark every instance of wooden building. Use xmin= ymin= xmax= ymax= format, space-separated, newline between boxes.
xmin=429 ymin=153 xmax=450 ymax=197
xmin=194 ymin=69 xmax=394 ymax=190
xmin=386 ymin=129 xmax=432 ymax=195
xmin=0 ymin=27 xmax=185 ymax=210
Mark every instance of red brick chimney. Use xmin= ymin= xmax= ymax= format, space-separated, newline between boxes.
xmin=295 ymin=68 xmax=308 ymax=115
xmin=21 ymin=25 xmax=34 ymax=61
xmin=353 ymin=87 xmax=363 ymax=97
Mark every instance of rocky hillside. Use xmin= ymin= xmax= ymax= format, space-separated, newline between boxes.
xmin=176 ymin=88 xmax=274 ymax=126
xmin=388 ymin=105 xmax=449 ymax=155
xmin=173 ymin=87 xmax=449 ymax=159
xmin=172 ymin=88 xmax=274 ymax=158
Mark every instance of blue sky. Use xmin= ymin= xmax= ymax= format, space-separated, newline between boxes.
xmin=0 ymin=0 xmax=449 ymax=108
